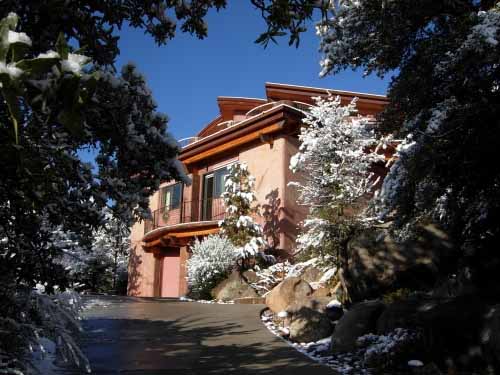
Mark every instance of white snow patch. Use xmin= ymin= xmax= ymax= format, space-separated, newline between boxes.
xmin=8 ymin=30 xmax=32 ymax=46
xmin=408 ymin=359 xmax=424 ymax=367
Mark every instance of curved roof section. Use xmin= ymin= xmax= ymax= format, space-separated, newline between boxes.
xmin=182 ymin=82 xmax=388 ymax=149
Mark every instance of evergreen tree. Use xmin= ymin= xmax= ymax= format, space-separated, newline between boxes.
xmin=254 ymin=0 xmax=500 ymax=289
xmin=0 ymin=6 xmax=191 ymax=371
xmin=63 ymin=208 xmax=130 ymax=294
xmin=290 ymin=95 xmax=381 ymax=263
xmin=219 ymin=163 xmax=266 ymax=261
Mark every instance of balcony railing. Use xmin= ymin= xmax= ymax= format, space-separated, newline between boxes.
xmin=144 ymin=197 xmax=226 ymax=235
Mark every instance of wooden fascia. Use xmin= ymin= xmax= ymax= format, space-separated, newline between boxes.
xmin=142 ymin=227 xmax=220 ymax=250
xmin=180 ymin=105 xmax=302 ymax=165
xmin=181 ymin=121 xmax=284 ymax=165
xmin=265 ymin=83 xmax=388 ymax=115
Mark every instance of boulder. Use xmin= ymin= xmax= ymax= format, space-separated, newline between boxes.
xmin=325 ymin=300 xmax=344 ymax=322
xmin=312 ymin=286 xmax=331 ymax=298
xmin=376 ymin=297 xmax=436 ymax=334
xmin=343 ymin=224 xmax=456 ymax=302
xmin=289 ymin=307 xmax=334 ymax=343
xmin=286 ymin=296 xmax=332 ymax=315
xmin=300 ymin=265 xmax=323 ymax=284
xmin=265 ymin=277 xmax=313 ymax=313
xmin=331 ymin=300 xmax=385 ymax=353
xmin=211 ymin=270 xmax=259 ymax=301
xmin=481 ymin=305 xmax=500 ymax=371
xmin=241 ymin=269 xmax=259 ymax=284
xmin=409 ymin=363 xmax=443 ymax=375
xmin=287 ymin=296 xmax=344 ymax=322
xmin=416 ymin=295 xmax=489 ymax=370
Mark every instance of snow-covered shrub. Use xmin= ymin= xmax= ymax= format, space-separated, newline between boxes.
xmin=0 ymin=286 xmax=89 ymax=374
xmin=290 ymin=95 xmax=382 ymax=262
xmin=251 ymin=259 xmax=337 ymax=295
xmin=219 ymin=163 xmax=266 ymax=261
xmin=186 ymin=235 xmax=237 ymax=299
xmin=357 ymin=328 xmax=422 ymax=374
xmin=251 ymin=261 xmax=294 ymax=294
xmin=62 ymin=208 xmax=130 ymax=294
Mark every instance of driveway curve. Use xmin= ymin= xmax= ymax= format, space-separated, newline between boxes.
xmin=78 ymin=296 xmax=334 ymax=374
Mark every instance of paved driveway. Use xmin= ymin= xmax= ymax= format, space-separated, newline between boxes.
xmin=77 ymin=296 xmax=334 ymax=374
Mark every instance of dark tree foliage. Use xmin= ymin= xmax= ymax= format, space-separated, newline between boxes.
xmin=0 ymin=0 xmax=237 ymax=293
xmin=0 ymin=2 xmax=229 ymax=369
xmin=254 ymin=0 xmax=500 ymax=289
xmin=0 ymin=0 xmax=227 ymax=66
xmin=251 ymin=0 xmax=328 ymax=47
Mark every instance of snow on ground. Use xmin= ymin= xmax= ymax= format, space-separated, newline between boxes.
xmin=179 ymin=296 xmax=235 ymax=304
xmin=261 ymin=309 xmax=369 ymax=374
xmin=82 ymin=297 xmax=112 ymax=310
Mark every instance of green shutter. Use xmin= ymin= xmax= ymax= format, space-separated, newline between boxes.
xmin=214 ymin=167 xmax=228 ymax=197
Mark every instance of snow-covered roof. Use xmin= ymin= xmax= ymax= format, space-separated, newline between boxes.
xmin=265 ymin=82 xmax=388 ymax=99
xmin=182 ymin=102 xmax=304 ymax=150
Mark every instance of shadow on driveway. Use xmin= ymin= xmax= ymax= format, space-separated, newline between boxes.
xmin=67 ymin=296 xmax=334 ymax=374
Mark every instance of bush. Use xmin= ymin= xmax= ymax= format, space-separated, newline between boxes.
xmin=358 ymin=328 xmax=423 ymax=374
xmin=382 ymin=288 xmax=413 ymax=305
xmin=0 ymin=284 xmax=89 ymax=374
xmin=186 ymin=235 xmax=236 ymax=299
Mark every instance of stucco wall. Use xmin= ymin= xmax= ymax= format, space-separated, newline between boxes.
xmin=128 ymin=136 xmax=307 ymax=296
xmin=239 ymin=137 xmax=290 ymax=252
xmin=282 ymin=135 xmax=309 ymax=250
xmin=128 ymin=191 xmax=160 ymax=296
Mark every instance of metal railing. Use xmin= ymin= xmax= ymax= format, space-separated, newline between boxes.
xmin=144 ymin=197 xmax=226 ymax=234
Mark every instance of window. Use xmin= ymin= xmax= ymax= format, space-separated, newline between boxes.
xmin=203 ymin=167 xmax=229 ymax=200
xmin=202 ymin=165 xmax=230 ymax=220
xmin=162 ymin=183 xmax=182 ymax=210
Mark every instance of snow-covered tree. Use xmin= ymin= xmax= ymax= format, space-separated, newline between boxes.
xmin=256 ymin=0 xmax=500 ymax=289
xmin=186 ymin=234 xmax=236 ymax=299
xmin=290 ymin=95 xmax=381 ymax=260
xmin=219 ymin=163 xmax=266 ymax=260
xmin=315 ymin=0 xmax=500 ymax=289
xmin=62 ymin=209 xmax=130 ymax=294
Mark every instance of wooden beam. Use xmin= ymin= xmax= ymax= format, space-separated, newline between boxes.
xmin=143 ymin=227 xmax=220 ymax=248
xmin=182 ymin=123 xmax=283 ymax=165
xmin=169 ymin=228 xmax=220 ymax=238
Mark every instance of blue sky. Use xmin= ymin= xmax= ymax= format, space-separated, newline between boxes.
xmin=112 ymin=2 xmax=391 ymax=141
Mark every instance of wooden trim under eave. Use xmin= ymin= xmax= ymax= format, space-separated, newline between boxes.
xmin=143 ymin=227 xmax=220 ymax=249
xmin=182 ymin=122 xmax=284 ymax=165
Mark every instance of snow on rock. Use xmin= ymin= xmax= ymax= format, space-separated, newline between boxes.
xmin=7 ymin=30 xmax=32 ymax=45
xmin=408 ymin=359 xmax=424 ymax=367
xmin=37 ymin=50 xmax=59 ymax=59
xmin=327 ymin=299 xmax=342 ymax=308
xmin=262 ymin=308 xmax=422 ymax=374
xmin=0 ymin=62 xmax=23 ymax=78
xmin=319 ymin=267 xmax=337 ymax=284
xmin=261 ymin=309 xmax=369 ymax=374
xmin=250 ymin=259 xmax=337 ymax=296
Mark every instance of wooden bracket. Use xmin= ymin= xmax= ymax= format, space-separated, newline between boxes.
xmin=259 ymin=133 xmax=274 ymax=147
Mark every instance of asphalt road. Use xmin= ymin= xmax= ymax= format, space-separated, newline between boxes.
xmin=72 ymin=295 xmax=335 ymax=375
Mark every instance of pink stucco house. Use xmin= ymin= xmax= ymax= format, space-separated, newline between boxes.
xmin=128 ymin=82 xmax=388 ymax=298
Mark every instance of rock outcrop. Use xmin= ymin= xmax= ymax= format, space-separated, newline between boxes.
xmin=343 ymin=224 xmax=456 ymax=302
xmin=211 ymin=270 xmax=259 ymax=301
xmin=289 ymin=307 xmax=333 ymax=343
xmin=265 ymin=277 xmax=313 ymax=313
xmin=332 ymin=300 xmax=385 ymax=353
